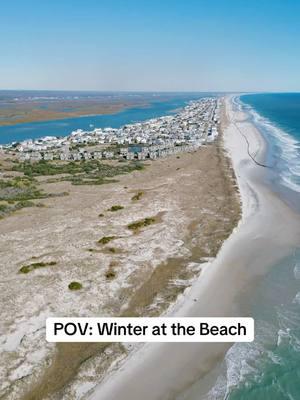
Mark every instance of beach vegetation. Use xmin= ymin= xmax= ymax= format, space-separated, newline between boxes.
xmin=108 ymin=205 xmax=124 ymax=212
xmin=15 ymin=200 xmax=35 ymax=208
xmin=0 ymin=176 xmax=48 ymax=202
xmin=131 ymin=191 xmax=144 ymax=201
xmin=19 ymin=260 xmax=57 ymax=274
xmin=0 ymin=198 xmax=46 ymax=218
xmin=127 ymin=217 xmax=156 ymax=232
xmin=105 ymin=269 xmax=116 ymax=280
xmin=98 ymin=236 xmax=117 ymax=245
xmin=0 ymin=204 xmax=9 ymax=213
xmin=12 ymin=160 xmax=145 ymax=186
xmin=68 ymin=281 xmax=83 ymax=290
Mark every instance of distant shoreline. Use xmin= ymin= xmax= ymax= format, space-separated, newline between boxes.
xmin=0 ymin=95 xmax=207 ymax=145
xmin=0 ymin=91 xmax=215 ymax=130
xmin=0 ymin=102 xmax=145 ymax=127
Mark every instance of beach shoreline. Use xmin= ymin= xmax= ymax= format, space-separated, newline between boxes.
xmin=0 ymin=102 xmax=240 ymax=400
xmin=86 ymin=95 xmax=300 ymax=400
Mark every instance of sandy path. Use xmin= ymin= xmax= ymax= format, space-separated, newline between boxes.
xmin=86 ymin=96 xmax=300 ymax=400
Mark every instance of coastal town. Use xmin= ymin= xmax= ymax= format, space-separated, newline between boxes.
xmin=3 ymin=97 xmax=220 ymax=162
xmin=0 ymin=94 xmax=241 ymax=400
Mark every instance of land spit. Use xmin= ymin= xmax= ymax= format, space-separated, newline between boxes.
xmin=0 ymin=104 xmax=240 ymax=400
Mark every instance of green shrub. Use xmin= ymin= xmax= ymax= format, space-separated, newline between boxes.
xmin=127 ymin=217 xmax=156 ymax=231
xmin=0 ymin=177 xmax=47 ymax=202
xmin=108 ymin=205 xmax=124 ymax=212
xmin=19 ymin=265 xmax=31 ymax=274
xmin=16 ymin=200 xmax=35 ymax=208
xmin=68 ymin=281 xmax=82 ymax=290
xmin=131 ymin=191 xmax=144 ymax=201
xmin=12 ymin=160 xmax=146 ymax=187
xmin=105 ymin=270 xmax=116 ymax=280
xmin=0 ymin=204 xmax=9 ymax=212
xmin=19 ymin=261 xmax=57 ymax=274
xmin=98 ymin=236 xmax=117 ymax=245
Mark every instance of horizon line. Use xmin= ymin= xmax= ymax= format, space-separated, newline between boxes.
xmin=1 ymin=89 xmax=300 ymax=94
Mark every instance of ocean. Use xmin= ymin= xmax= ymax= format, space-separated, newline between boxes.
xmin=207 ymin=93 xmax=300 ymax=400
xmin=0 ymin=92 xmax=212 ymax=145
xmin=242 ymin=93 xmax=300 ymax=197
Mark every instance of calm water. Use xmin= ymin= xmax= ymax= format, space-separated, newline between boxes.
xmin=209 ymin=94 xmax=300 ymax=400
xmin=0 ymin=92 xmax=212 ymax=144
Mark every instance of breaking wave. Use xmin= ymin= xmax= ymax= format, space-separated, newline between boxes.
xmin=240 ymin=98 xmax=300 ymax=194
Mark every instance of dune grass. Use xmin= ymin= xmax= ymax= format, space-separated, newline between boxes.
xmin=127 ymin=217 xmax=156 ymax=232
xmin=108 ymin=205 xmax=124 ymax=212
xmin=19 ymin=261 xmax=57 ymax=274
xmin=98 ymin=236 xmax=117 ymax=245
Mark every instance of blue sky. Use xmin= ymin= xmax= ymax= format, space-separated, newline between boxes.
xmin=1 ymin=0 xmax=300 ymax=91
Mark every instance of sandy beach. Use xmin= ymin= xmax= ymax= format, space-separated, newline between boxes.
xmin=3 ymin=95 xmax=298 ymax=400
xmin=0 ymin=102 xmax=240 ymax=400
xmin=85 ymin=95 xmax=300 ymax=400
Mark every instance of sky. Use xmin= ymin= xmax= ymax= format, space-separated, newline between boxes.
xmin=1 ymin=0 xmax=300 ymax=92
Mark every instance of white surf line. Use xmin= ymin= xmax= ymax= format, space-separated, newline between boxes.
xmin=86 ymin=95 xmax=300 ymax=400
xmin=233 ymin=121 xmax=270 ymax=168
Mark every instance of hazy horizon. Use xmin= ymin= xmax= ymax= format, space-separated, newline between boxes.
xmin=1 ymin=89 xmax=300 ymax=94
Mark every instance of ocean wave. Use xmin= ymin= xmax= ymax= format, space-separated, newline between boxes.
xmin=293 ymin=291 xmax=300 ymax=304
xmin=293 ymin=263 xmax=300 ymax=280
xmin=277 ymin=305 xmax=300 ymax=330
xmin=238 ymin=97 xmax=300 ymax=194
xmin=204 ymin=320 xmax=279 ymax=399
xmin=207 ymin=314 xmax=300 ymax=399
xmin=206 ymin=276 xmax=300 ymax=398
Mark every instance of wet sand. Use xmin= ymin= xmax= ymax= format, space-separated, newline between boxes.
xmin=0 ymin=104 xmax=240 ymax=400
xmin=86 ymin=96 xmax=300 ymax=400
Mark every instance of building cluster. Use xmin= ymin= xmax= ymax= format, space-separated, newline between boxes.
xmin=8 ymin=97 xmax=221 ymax=162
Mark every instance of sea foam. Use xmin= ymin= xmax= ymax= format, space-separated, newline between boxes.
xmin=239 ymin=98 xmax=300 ymax=194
